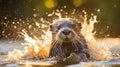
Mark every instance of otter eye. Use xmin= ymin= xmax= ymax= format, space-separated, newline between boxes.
xmin=71 ymin=23 xmax=76 ymax=28
xmin=50 ymin=25 xmax=54 ymax=31
xmin=57 ymin=26 xmax=60 ymax=30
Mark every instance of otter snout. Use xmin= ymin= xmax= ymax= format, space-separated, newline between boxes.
xmin=57 ymin=27 xmax=74 ymax=42
xmin=62 ymin=29 xmax=71 ymax=35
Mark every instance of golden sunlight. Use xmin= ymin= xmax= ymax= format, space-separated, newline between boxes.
xmin=6 ymin=10 xmax=111 ymax=61
xmin=44 ymin=0 xmax=57 ymax=9
xmin=73 ymin=0 xmax=83 ymax=7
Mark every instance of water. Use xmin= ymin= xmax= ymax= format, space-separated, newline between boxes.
xmin=0 ymin=9 xmax=120 ymax=67
xmin=6 ymin=10 xmax=111 ymax=61
xmin=0 ymin=38 xmax=120 ymax=67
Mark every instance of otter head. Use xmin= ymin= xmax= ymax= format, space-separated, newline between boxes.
xmin=50 ymin=18 xmax=82 ymax=43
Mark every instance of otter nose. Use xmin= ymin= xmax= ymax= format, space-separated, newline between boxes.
xmin=62 ymin=29 xmax=71 ymax=35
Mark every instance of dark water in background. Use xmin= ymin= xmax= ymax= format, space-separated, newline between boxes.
xmin=0 ymin=38 xmax=120 ymax=67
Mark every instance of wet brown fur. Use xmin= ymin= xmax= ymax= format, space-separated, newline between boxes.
xmin=49 ymin=18 xmax=90 ymax=61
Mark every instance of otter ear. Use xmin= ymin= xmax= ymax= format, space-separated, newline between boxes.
xmin=49 ymin=24 xmax=54 ymax=31
xmin=72 ymin=19 xmax=82 ymax=29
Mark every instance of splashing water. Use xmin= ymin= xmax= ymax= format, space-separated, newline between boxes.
xmin=6 ymin=30 xmax=52 ymax=61
xmin=81 ymin=10 xmax=111 ymax=60
xmin=6 ymin=9 xmax=111 ymax=61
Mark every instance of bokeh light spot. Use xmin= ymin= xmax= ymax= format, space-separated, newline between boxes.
xmin=73 ymin=0 xmax=83 ymax=7
xmin=44 ymin=0 xmax=57 ymax=9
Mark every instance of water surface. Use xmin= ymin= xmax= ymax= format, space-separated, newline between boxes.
xmin=0 ymin=38 xmax=120 ymax=67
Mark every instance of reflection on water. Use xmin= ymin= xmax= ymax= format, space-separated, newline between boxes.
xmin=0 ymin=38 xmax=120 ymax=67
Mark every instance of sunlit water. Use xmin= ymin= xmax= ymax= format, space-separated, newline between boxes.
xmin=0 ymin=38 xmax=120 ymax=67
xmin=0 ymin=9 xmax=120 ymax=67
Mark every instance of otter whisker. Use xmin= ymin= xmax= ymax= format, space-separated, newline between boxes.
xmin=54 ymin=40 xmax=60 ymax=56
xmin=51 ymin=40 xmax=60 ymax=56
xmin=72 ymin=40 xmax=79 ymax=52
xmin=52 ymin=40 xmax=62 ymax=56
xmin=75 ymin=37 xmax=89 ymax=54
xmin=76 ymin=37 xmax=88 ymax=49
xmin=75 ymin=37 xmax=83 ymax=45
xmin=56 ymin=40 xmax=64 ymax=57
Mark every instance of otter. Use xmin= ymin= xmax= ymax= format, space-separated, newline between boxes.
xmin=49 ymin=18 xmax=90 ymax=63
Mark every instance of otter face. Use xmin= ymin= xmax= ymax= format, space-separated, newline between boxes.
xmin=50 ymin=18 xmax=82 ymax=42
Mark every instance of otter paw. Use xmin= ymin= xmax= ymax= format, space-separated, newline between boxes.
xmin=62 ymin=53 xmax=81 ymax=63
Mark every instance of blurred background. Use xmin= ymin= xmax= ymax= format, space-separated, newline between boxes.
xmin=0 ymin=0 xmax=120 ymax=40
